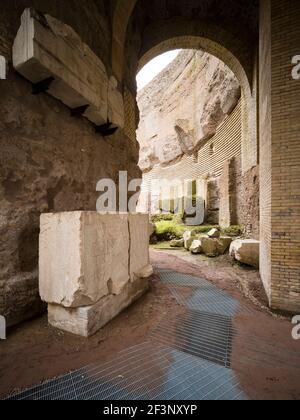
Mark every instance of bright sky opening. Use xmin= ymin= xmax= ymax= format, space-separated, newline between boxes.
xmin=136 ymin=50 xmax=181 ymax=91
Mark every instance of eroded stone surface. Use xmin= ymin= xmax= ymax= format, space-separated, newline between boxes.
xmin=170 ymin=239 xmax=184 ymax=248
xmin=202 ymin=237 xmax=232 ymax=257
xmin=190 ymin=240 xmax=203 ymax=255
xmin=13 ymin=8 xmax=124 ymax=128
xmin=137 ymin=50 xmax=241 ymax=172
xmin=207 ymin=228 xmax=221 ymax=238
xmin=39 ymin=212 xmax=130 ymax=308
xmin=48 ymin=277 xmax=149 ymax=337
xmin=230 ymin=239 xmax=260 ymax=268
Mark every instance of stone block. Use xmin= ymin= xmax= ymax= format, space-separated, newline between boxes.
xmin=48 ymin=277 xmax=149 ymax=337
xmin=202 ymin=237 xmax=233 ymax=257
xmin=183 ymin=230 xmax=196 ymax=250
xmin=207 ymin=228 xmax=221 ymax=238
xmin=230 ymin=239 xmax=260 ymax=268
xmin=13 ymin=9 xmax=126 ymax=127
xmin=39 ymin=212 xmax=130 ymax=308
xmin=202 ymin=237 xmax=219 ymax=257
xmin=190 ymin=240 xmax=203 ymax=254
xmin=217 ymin=237 xmax=233 ymax=254
xmin=0 ymin=56 xmax=7 ymax=79
xmin=129 ymin=214 xmax=152 ymax=281
xmin=170 ymin=239 xmax=184 ymax=248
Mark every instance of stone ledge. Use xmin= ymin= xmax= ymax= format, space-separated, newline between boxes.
xmin=13 ymin=8 xmax=124 ymax=128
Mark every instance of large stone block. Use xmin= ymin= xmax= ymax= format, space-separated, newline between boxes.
xmin=39 ymin=212 xmax=130 ymax=308
xmin=129 ymin=214 xmax=153 ymax=280
xmin=48 ymin=277 xmax=149 ymax=337
xmin=230 ymin=239 xmax=260 ymax=268
xmin=202 ymin=237 xmax=232 ymax=257
xmin=13 ymin=9 xmax=124 ymax=128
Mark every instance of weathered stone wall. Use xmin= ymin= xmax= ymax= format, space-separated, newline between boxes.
xmin=0 ymin=2 xmax=140 ymax=327
xmin=137 ymin=50 xmax=241 ymax=172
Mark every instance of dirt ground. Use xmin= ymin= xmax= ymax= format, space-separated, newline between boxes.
xmin=0 ymin=249 xmax=299 ymax=400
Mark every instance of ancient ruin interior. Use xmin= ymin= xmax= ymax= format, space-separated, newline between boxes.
xmin=0 ymin=0 xmax=299 ymax=402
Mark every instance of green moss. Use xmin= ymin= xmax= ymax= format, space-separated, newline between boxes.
xmin=155 ymin=221 xmax=183 ymax=241
xmin=151 ymin=241 xmax=184 ymax=251
xmin=153 ymin=219 xmax=218 ymax=242
xmin=190 ymin=225 xmax=219 ymax=235
xmin=221 ymin=225 xmax=244 ymax=237
xmin=151 ymin=214 xmax=174 ymax=223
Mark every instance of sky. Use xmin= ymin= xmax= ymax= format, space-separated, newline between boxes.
xmin=136 ymin=50 xmax=181 ymax=91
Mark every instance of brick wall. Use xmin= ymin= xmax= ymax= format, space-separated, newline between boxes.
xmin=260 ymin=0 xmax=300 ymax=313
xmin=141 ymin=101 xmax=259 ymax=235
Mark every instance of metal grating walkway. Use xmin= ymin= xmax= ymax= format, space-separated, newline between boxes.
xmin=6 ymin=271 xmax=259 ymax=400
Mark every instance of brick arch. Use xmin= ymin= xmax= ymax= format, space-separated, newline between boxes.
xmin=137 ymin=31 xmax=257 ymax=174
xmin=138 ymin=20 xmax=253 ymax=98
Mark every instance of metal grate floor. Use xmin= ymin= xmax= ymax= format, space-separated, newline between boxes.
xmin=7 ymin=342 xmax=247 ymax=401
xmin=149 ymin=311 xmax=234 ymax=368
xmin=10 ymin=271 xmax=293 ymax=401
xmin=158 ymin=271 xmax=252 ymax=316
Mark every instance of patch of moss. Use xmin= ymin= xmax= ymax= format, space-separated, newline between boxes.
xmin=154 ymin=221 xmax=184 ymax=241
xmin=151 ymin=214 xmax=174 ymax=223
xmin=191 ymin=225 xmax=219 ymax=235
xmin=151 ymin=241 xmax=184 ymax=251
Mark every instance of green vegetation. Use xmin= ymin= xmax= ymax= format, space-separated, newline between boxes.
xmin=152 ymin=214 xmax=217 ymax=242
xmin=155 ymin=220 xmax=184 ymax=241
xmin=150 ymin=214 xmax=174 ymax=223
xmin=151 ymin=241 xmax=184 ymax=251
xmin=150 ymin=214 xmax=243 ymax=244
xmin=221 ymin=225 xmax=244 ymax=237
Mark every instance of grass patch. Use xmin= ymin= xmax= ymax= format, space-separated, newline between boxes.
xmin=153 ymin=220 xmax=218 ymax=242
xmin=151 ymin=241 xmax=185 ymax=251
xmin=221 ymin=225 xmax=244 ymax=237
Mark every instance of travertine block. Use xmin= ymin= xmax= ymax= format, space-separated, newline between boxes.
xmin=48 ymin=277 xmax=149 ymax=337
xmin=13 ymin=8 xmax=126 ymax=127
xmin=39 ymin=212 xmax=130 ymax=308
xmin=129 ymin=214 xmax=153 ymax=280
xmin=230 ymin=239 xmax=260 ymax=268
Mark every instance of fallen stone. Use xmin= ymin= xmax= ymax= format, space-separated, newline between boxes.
xmin=183 ymin=230 xmax=197 ymax=250
xmin=190 ymin=240 xmax=203 ymax=254
xmin=202 ymin=238 xmax=219 ymax=257
xmin=170 ymin=239 xmax=184 ymax=248
xmin=207 ymin=228 xmax=221 ymax=238
xmin=230 ymin=239 xmax=260 ymax=268
xmin=217 ymin=237 xmax=233 ymax=254
xmin=201 ymin=236 xmax=233 ymax=257
xmin=48 ymin=277 xmax=149 ymax=337
xmin=39 ymin=212 xmax=131 ymax=308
